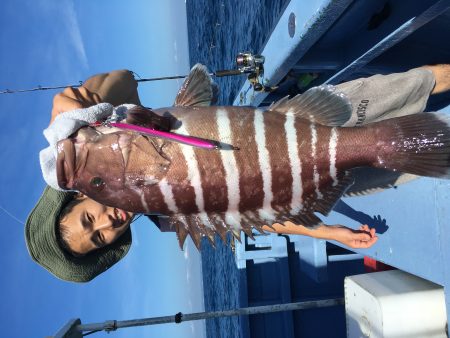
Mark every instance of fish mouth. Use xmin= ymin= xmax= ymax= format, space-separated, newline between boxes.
xmin=56 ymin=139 xmax=76 ymax=189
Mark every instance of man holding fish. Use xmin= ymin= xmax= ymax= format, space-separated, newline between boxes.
xmin=25 ymin=64 xmax=450 ymax=282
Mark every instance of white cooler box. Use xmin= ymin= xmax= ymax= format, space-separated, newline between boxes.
xmin=345 ymin=270 xmax=447 ymax=338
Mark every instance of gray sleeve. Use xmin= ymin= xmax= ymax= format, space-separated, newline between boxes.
xmin=335 ymin=68 xmax=435 ymax=127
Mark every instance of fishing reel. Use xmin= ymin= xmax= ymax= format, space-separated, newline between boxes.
xmin=235 ymin=52 xmax=275 ymax=92
xmin=236 ymin=52 xmax=265 ymax=74
xmin=216 ymin=52 xmax=274 ymax=92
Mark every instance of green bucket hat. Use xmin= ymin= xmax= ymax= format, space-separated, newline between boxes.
xmin=25 ymin=186 xmax=132 ymax=283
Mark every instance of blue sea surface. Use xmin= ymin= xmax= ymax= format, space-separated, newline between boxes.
xmin=187 ymin=0 xmax=290 ymax=106
xmin=186 ymin=1 xmax=290 ymax=337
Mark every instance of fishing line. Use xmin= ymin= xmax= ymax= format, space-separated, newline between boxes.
xmin=131 ymin=214 xmax=143 ymax=224
xmin=0 ymin=204 xmax=25 ymax=225
xmin=82 ymin=329 xmax=101 ymax=336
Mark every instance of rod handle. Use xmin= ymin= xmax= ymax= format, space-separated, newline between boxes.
xmin=214 ymin=69 xmax=244 ymax=77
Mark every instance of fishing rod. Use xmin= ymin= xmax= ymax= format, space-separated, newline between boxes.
xmin=1 ymin=52 xmax=273 ymax=95
xmin=53 ymin=298 xmax=344 ymax=337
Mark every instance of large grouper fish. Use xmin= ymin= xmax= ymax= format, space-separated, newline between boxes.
xmin=56 ymin=64 xmax=450 ymax=249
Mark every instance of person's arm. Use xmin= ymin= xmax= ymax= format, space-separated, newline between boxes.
xmin=262 ymin=222 xmax=378 ymax=249
xmin=50 ymin=70 xmax=140 ymax=124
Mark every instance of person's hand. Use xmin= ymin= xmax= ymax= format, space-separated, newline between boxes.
xmin=328 ymin=224 xmax=378 ymax=249
xmin=50 ymin=86 xmax=101 ymax=124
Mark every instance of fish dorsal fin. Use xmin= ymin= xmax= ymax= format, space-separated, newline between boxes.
xmin=168 ymin=212 xmax=250 ymax=250
xmin=174 ymin=64 xmax=218 ymax=107
xmin=268 ymin=85 xmax=352 ymax=126
xmin=175 ymin=222 xmax=189 ymax=249
xmin=168 ymin=172 xmax=354 ymax=248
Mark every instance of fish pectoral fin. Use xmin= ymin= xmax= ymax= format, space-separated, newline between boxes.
xmin=174 ymin=64 xmax=218 ymax=107
xmin=268 ymin=85 xmax=352 ymax=126
xmin=125 ymin=106 xmax=171 ymax=131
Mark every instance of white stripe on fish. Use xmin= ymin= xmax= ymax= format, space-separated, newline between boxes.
xmin=225 ymin=211 xmax=242 ymax=232
xmin=310 ymin=122 xmax=323 ymax=199
xmin=159 ymin=178 xmax=178 ymax=213
xmin=216 ymin=108 xmax=241 ymax=229
xmin=285 ymin=111 xmax=303 ymax=213
xmin=199 ymin=212 xmax=215 ymax=230
xmin=254 ymin=109 xmax=275 ymax=221
xmin=178 ymin=124 xmax=205 ymax=212
xmin=329 ymin=127 xmax=339 ymax=186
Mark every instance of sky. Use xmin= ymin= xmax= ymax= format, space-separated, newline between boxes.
xmin=0 ymin=1 xmax=206 ymax=337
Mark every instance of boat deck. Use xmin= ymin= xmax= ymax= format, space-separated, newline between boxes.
xmin=234 ymin=1 xmax=450 ymax=336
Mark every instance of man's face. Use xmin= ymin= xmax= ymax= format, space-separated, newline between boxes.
xmin=60 ymin=195 xmax=134 ymax=255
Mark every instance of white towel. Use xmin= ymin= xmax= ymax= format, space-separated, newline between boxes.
xmin=40 ymin=103 xmax=136 ymax=191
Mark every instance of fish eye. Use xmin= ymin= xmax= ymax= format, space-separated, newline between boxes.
xmin=90 ymin=177 xmax=105 ymax=188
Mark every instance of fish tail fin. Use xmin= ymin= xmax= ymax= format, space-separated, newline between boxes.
xmin=374 ymin=112 xmax=450 ymax=179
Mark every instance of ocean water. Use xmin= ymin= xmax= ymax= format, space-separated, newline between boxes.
xmin=187 ymin=0 xmax=290 ymax=106
xmin=186 ymin=1 xmax=290 ymax=337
